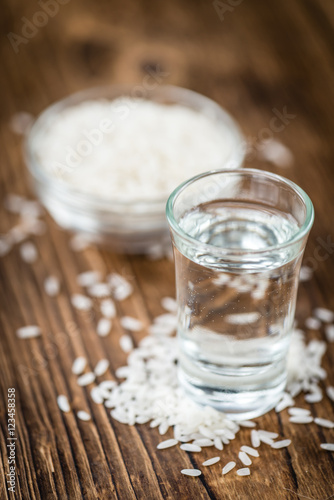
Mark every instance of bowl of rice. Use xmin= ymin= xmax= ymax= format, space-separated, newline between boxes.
xmin=25 ymin=85 xmax=245 ymax=253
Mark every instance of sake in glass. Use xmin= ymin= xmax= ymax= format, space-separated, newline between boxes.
xmin=166 ymin=168 xmax=314 ymax=419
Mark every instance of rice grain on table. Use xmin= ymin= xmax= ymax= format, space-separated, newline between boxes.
xmin=237 ymin=468 xmax=250 ymax=476
xmin=181 ymin=469 xmax=202 ymax=477
xmin=70 ymin=233 xmax=90 ymax=252
xmin=157 ymin=439 xmax=178 ymax=450
xmin=20 ymin=241 xmax=38 ymax=263
xmin=77 ymin=410 xmax=91 ymax=421
xmin=313 ymin=307 xmax=334 ymax=323
xmin=305 ymin=317 xmax=321 ymax=330
xmin=192 ymin=439 xmax=214 ymax=447
xmin=289 ymin=415 xmax=313 ymax=424
xmin=77 ymin=372 xmax=95 ymax=386
xmin=44 ymin=276 xmax=60 ymax=296
xmin=77 ymin=270 xmax=102 ymax=287
xmin=119 ymin=334 xmax=134 ymax=353
xmin=288 ymin=407 xmax=311 ymax=416
xmin=320 ymin=443 xmax=334 ymax=451
xmin=238 ymin=451 xmax=252 ymax=466
xmin=222 ymin=462 xmax=236 ymax=475
xmin=240 ymin=446 xmax=259 ymax=457
xmin=202 ymin=457 xmax=220 ymax=466
xmin=97 ymin=318 xmax=112 ymax=337
xmin=91 ymin=387 xmax=104 ymax=404
xmin=120 ymin=316 xmax=143 ymax=332
xmin=275 ymin=392 xmax=294 ymax=412
xmin=71 ymin=294 xmax=92 ymax=311
xmin=100 ymin=298 xmax=116 ymax=318
xmin=108 ymin=273 xmax=133 ymax=301
xmin=72 ymin=356 xmax=87 ymax=375
xmin=314 ymin=418 xmax=334 ymax=429
xmin=94 ymin=359 xmax=109 ymax=376
xmin=326 ymin=386 xmax=334 ymax=401
xmin=161 ymin=297 xmax=178 ymax=313
xmin=180 ymin=444 xmax=202 ymax=452
xmin=16 ymin=325 xmax=41 ymax=339
xmin=325 ymin=324 xmax=334 ymax=342
xmin=88 ymin=283 xmax=110 ymax=298
xmin=57 ymin=395 xmax=70 ymax=413
xmin=271 ymin=439 xmax=291 ymax=449
xmin=304 ymin=392 xmax=323 ymax=403
xmin=239 ymin=421 xmax=256 ymax=428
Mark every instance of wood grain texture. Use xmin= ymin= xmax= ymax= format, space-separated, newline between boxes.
xmin=1 ymin=0 xmax=334 ymax=498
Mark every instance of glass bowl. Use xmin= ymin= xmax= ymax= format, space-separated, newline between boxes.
xmin=24 ymin=85 xmax=245 ymax=254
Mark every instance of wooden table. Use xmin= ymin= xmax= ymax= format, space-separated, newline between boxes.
xmin=1 ymin=0 xmax=334 ymax=498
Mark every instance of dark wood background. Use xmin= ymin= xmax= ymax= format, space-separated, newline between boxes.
xmin=1 ymin=0 xmax=334 ymax=498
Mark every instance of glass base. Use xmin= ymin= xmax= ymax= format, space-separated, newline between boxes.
xmin=178 ymin=367 xmax=286 ymax=421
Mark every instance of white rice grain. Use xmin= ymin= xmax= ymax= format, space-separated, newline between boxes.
xmin=120 ymin=316 xmax=143 ymax=332
xmin=202 ymin=457 xmax=220 ymax=466
xmin=77 ymin=410 xmax=91 ymax=421
xmin=57 ymin=395 xmax=70 ymax=413
xmin=238 ymin=451 xmax=252 ymax=466
xmin=77 ymin=271 xmax=102 ymax=287
xmin=70 ymin=233 xmax=90 ymax=252
xmin=251 ymin=430 xmax=260 ymax=448
xmin=305 ymin=317 xmax=321 ymax=330
xmin=299 ymin=266 xmax=313 ymax=282
xmin=88 ymin=283 xmax=110 ymax=298
xmin=314 ymin=417 xmax=334 ymax=429
xmin=288 ymin=407 xmax=311 ymax=417
xmin=44 ymin=276 xmax=60 ymax=297
xmin=226 ymin=312 xmax=260 ymax=325
xmin=157 ymin=439 xmax=178 ymax=450
xmin=222 ymin=461 xmax=236 ymax=475
xmin=181 ymin=469 xmax=201 ymax=477
xmin=320 ymin=443 xmax=334 ymax=451
xmin=94 ymin=359 xmax=109 ymax=376
xmin=97 ymin=318 xmax=112 ymax=337
xmin=16 ymin=325 xmax=41 ymax=339
xmin=239 ymin=421 xmax=256 ymax=428
xmin=91 ymin=387 xmax=104 ymax=404
xmin=240 ymin=446 xmax=259 ymax=457
xmin=72 ymin=356 xmax=87 ymax=375
xmin=289 ymin=415 xmax=313 ymax=424
xmin=108 ymin=273 xmax=133 ymax=301
xmin=100 ymin=299 xmax=116 ymax=318
xmin=325 ymin=324 xmax=334 ymax=342
xmin=20 ymin=242 xmax=38 ymax=263
xmin=313 ymin=307 xmax=334 ymax=323
xmin=192 ymin=439 xmax=214 ymax=447
xmin=71 ymin=294 xmax=92 ymax=311
xmin=77 ymin=372 xmax=95 ymax=386
xmin=275 ymin=392 xmax=294 ymax=412
xmin=236 ymin=468 xmax=250 ymax=476
xmin=271 ymin=439 xmax=291 ymax=449
xmin=161 ymin=297 xmax=178 ymax=313
xmin=180 ymin=444 xmax=202 ymax=452
xmin=119 ymin=334 xmax=134 ymax=353
xmin=304 ymin=392 xmax=323 ymax=403
xmin=326 ymin=386 xmax=334 ymax=402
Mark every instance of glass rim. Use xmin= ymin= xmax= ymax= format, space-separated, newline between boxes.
xmin=166 ymin=168 xmax=314 ymax=256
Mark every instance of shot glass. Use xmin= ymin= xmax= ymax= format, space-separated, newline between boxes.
xmin=166 ymin=168 xmax=314 ymax=419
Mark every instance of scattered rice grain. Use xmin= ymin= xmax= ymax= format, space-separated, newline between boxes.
xmin=238 ymin=451 xmax=252 ymax=466
xmin=44 ymin=276 xmax=60 ymax=296
xmin=77 ymin=372 xmax=95 ymax=386
xmin=271 ymin=439 xmax=291 ymax=449
xmin=157 ymin=439 xmax=178 ymax=450
xmin=72 ymin=356 xmax=87 ymax=375
xmin=181 ymin=469 xmax=201 ymax=477
xmin=94 ymin=359 xmax=109 ymax=376
xmin=16 ymin=325 xmax=41 ymax=339
xmin=202 ymin=457 xmax=220 ymax=466
xmin=20 ymin=242 xmax=37 ymax=263
xmin=77 ymin=410 xmax=91 ymax=421
xmin=57 ymin=395 xmax=70 ymax=413
xmin=236 ymin=467 xmax=250 ymax=476
xmin=97 ymin=318 xmax=112 ymax=337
